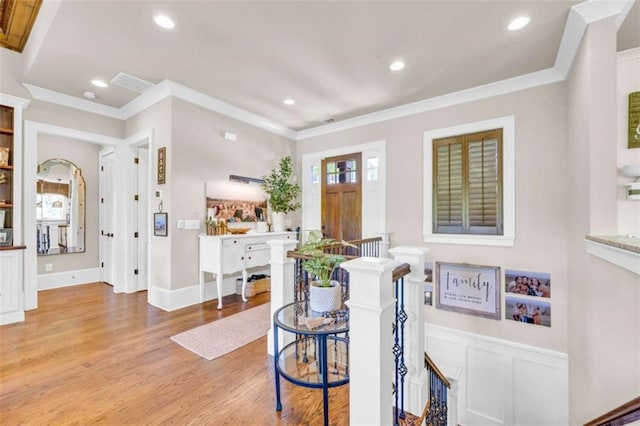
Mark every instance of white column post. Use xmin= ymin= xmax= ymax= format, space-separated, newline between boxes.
xmin=342 ymin=256 xmax=400 ymax=426
xmin=388 ymin=246 xmax=429 ymax=416
xmin=266 ymin=238 xmax=298 ymax=356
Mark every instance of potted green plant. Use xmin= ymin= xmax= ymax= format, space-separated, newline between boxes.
xmin=298 ymin=230 xmax=356 ymax=312
xmin=261 ymin=156 xmax=301 ymax=232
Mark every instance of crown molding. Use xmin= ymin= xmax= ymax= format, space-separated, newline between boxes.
xmin=18 ymin=0 xmax=633 ymax=143
xmin=23 ymin=83 xmax=124 ymax=119
xmin=296 ymin=68 xmax=563 ymax=140
xmin=160 ymin=80 xmax=297 ymax=140
xmin=22 ymin=79 xmax=297 ymax=139
xmin=554 ymin=0 xmax=634 ymax=78
xmin=0 ymin=92 xmax=31 ymax=109
xmin=618 ymin=46 xmax=640 ymax=62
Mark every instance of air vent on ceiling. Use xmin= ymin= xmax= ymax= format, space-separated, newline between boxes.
xmin=110 ymin=72 xmax=155 ymax=93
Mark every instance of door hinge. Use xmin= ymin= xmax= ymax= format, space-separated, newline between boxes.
xmin=134 ymin=157 xmax=139 ymax=164
xmin=134 ymin=269 xmax=139 ymax=275
xmin=101 ymin=198 xmax=104 ymax=203
xmin=134 ymin=232 xmax=139 ymax=238
xmin=101 ymin=262 xmax=104 ymax=268
xmin=101 ymin=166 xmax=104 ymax=171
xmin=134 ymin=194 xmax=139 ymax=201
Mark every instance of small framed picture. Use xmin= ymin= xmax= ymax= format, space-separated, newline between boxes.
xmin=0 ymin=228 xmax=13 ymax=247
xmin=154 ymin=212 xmax=168 ymax=237
xmin=157 ymin=147 xmax=166 ymax=185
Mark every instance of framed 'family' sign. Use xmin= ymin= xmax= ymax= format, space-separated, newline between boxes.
xmin=435 ymin=262 xmax=501 ymax=320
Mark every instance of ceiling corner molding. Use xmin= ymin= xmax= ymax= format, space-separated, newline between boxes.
xmin=162 ymin=80 xmax=297 ymax=140
xmin=555 ymin=0 xmax=635 ymax=78
xmin=118 ymin=80 xmax=172 ymax=120
xmin=22 ymin=83 xmax=125 ymax=119
xmin=618 ymin=46 xmax=640 ymax=62
xmin=0 ymin=92 xmax=31 ymax=109
xmin=296 ymin=68 xmax=563 ymax=141
xmin=22 ymin=78 xmax=297 ymax=140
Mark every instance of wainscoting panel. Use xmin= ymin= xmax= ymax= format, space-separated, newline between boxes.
xmin=466 ymin=347 xmax=506 ymax=424
xmin=512 ymin=358 xmax=566 ymax=425
xmin=425 ymin=324 xmax=568 ymax=426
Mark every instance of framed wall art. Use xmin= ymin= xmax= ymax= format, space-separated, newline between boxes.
xmin=0 ymin=228 xmax=13 ymax=247
xmin=629 ymin=91 xmax=640 ymax=149
xmin=157 ymin=147 xmax=166 ymax=184
xmin=154 ymin=212 xmax=168 ymax=237
xmin=435 ymin=261 xmax=501 ymax=320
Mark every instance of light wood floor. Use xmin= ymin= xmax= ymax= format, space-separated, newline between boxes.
xmin=0 ymin=283 xmax=349 ymax=425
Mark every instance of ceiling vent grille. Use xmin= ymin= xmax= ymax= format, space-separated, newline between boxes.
xmin=110 ymin=72 xmax=155 ymax=93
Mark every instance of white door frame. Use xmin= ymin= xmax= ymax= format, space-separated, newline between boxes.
xmin=124 ymin=129 xmax=153 ymax=295
xmin=23 ymin=121 xmax=124 ymax=309
xmin=300 ymin=140 xmax=387 ymax=243
xmin=99 ymin=147 xmax=116 ymax=287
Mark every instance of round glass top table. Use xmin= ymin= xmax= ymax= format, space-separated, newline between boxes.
xmin=273 ymin=301 xmax=349 ymax=426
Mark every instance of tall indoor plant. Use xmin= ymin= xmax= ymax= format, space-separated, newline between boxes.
xmin=261 ymin=156 xmax=300 ymax=232
xmin=298 ymin=230 xmax=356 ymax=312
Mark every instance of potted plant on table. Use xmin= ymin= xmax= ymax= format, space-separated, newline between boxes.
xmin=298 ymin=230 xmax=356 ymax=313
xmin=261 ymin=156 xmax=301 ymax=232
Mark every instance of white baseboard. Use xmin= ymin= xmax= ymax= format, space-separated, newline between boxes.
xmin=148 ymin=271 xmax=264 ymax=312
xmin=38 ymin=268 xmax=101 ymax=291
xmin=0 ymin=310 xmax=25 ymax=325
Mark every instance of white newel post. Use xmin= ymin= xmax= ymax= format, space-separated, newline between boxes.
xmin=388 ymin=246 xmax=429 ymax=416
xmin=267 ymin=238 xmax=298 ymax=356
xmin=342 ymin=256 xmax=400 ymax=426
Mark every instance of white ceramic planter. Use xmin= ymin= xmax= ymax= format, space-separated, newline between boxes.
xmin=309 ymin=280 xmax=342 ymax=312
xmin=272 ymin=212 xmax=285 ymax=232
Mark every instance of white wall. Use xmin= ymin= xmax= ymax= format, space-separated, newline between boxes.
xmin=170 ymin=98 xmax=296 ymax=290
xmin=126 ymin=98 xmax=173 ymax=290
xmin=566 ymin=17 xmax=640 ymax=424
xmin=298 ymin=82 xmax=570 ymax=353
xmin=616 ymin=47 xmax=640 ymax=234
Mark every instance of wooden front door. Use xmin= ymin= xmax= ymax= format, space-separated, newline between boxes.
xmin=321 ymin=153 xmax=362 ymax=241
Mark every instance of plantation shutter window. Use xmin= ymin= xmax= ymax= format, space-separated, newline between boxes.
xmin=433 ymin=129 xmax=503 ymax=235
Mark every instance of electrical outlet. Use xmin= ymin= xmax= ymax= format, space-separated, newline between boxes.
xmin=45 ymin=263 xmax=53 ymax=272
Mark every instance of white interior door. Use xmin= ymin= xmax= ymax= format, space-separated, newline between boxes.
xmin=136 ymin=147 xmax=149 ymax=291
xmin=99 ymin=148 xmax=116 ymax=285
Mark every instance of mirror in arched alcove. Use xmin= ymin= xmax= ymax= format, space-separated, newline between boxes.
xmin=36 ymin=158 xmax=86 ymax=255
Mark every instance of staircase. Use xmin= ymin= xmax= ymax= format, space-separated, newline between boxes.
xmin=268 ymin=238 xmax=453 ymax=425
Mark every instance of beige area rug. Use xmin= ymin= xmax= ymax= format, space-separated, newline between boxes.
xmin=171 ymin=303 xmax=271 ymax=360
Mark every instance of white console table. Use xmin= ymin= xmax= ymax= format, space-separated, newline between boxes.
xmin=199 ymin=232 xmax=296 ymax=309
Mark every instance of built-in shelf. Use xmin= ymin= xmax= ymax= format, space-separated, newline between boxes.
xmin=0 ymin=127 xmax=13 ymax=135
xmin=0 ymin=203 xmax=13 ymax=208
xmin=0 ymin=164 xmax=14 ymax=170
xmin=585 ymin=235 xmax=640 ymax=276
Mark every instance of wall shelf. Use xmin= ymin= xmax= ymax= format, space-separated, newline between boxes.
xmin=585 ymin=236 xmax=640 ymax=276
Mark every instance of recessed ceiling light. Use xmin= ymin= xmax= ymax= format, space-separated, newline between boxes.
xmin=91 ymin=79 xmax=108 ymax=88
xmin=83 ymin=91 xmax=96 ymax=99
xmin=284 ymin=99 xmax=295 ymax=105
xmin=508 ymin=16 xmax=530 ymax=31
xmin=154 ymin=14 xmax=175 ymax=29
xmin=389 ymin=61 xmax=405 ymax=71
